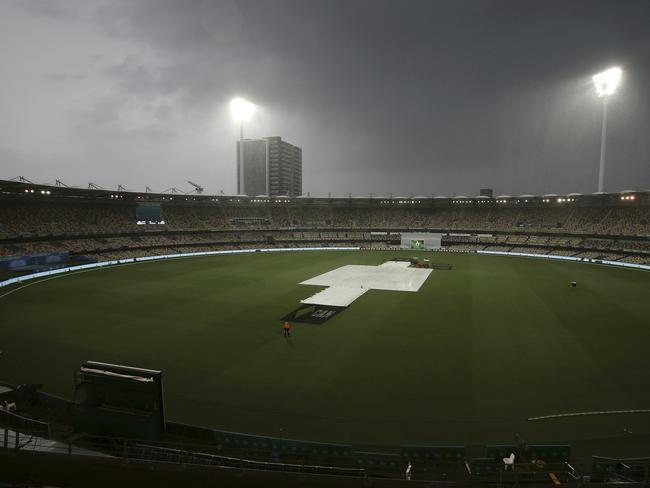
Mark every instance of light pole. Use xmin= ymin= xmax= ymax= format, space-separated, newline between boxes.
xmin=592 ymin=67 xmax=622 ymax=193
xmin=229 ymin=97 xmax=257 ymax=195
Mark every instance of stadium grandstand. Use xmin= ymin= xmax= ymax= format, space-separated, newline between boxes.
xmin=1 ymin=179 xmax=649 ymax=278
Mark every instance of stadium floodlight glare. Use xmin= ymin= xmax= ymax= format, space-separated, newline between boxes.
xmin=229 ymin=97 xmax=256 ymax=123
xmin=230 ymin=97 xmax=257 ymax=195
xmin=592 ymin=67 xmax=622 ymax=97
xmin=592 ymin=67 xmax=622 ymax=193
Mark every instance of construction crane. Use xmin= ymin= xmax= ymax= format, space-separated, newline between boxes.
xmin=187 ymin=181 xmax=204 ymax=194
xmin=10 ymin=176 xmax=35 ymax=184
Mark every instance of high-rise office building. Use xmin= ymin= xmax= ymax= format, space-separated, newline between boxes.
xmin=236 ymin=136 xmax=302 ymax=197
xmin=236 ymin=139 xmax=268 ymax=197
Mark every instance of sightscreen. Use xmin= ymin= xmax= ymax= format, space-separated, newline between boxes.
xmin=400 ymin=233 xmax=443 ymax=250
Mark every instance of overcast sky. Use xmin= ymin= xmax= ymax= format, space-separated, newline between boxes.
xmin=1 ymin=0 xmax=649 ymax=197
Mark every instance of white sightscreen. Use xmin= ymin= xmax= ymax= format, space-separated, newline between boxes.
xmin=400 ymin=233 xmax=443 ymax=250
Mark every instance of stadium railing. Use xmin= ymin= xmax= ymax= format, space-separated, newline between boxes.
xmin=4 ymin=416 xmax=650 ymax=485
xmin=0 ymin=426 xmax=366 ymax=479
xmin=4 ymin=427 xmax=650 ymax=485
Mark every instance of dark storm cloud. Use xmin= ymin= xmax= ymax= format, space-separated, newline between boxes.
xmin=1 ymin=0 xmax=649 ymax=195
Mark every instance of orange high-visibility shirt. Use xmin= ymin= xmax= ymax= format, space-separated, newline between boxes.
xmin=283 ymin=322 xmax=290 ymax=329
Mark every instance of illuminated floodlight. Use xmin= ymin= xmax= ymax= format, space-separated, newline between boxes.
xmin=593 ymin=66 xmax=622 ymax=193
xmin=231 ymin=97 xmax=258 ymax=196
xmin=229 ymin=97 xmax=257 ymax=123
xmin=592 ymin=67 xmax=622 ymax=97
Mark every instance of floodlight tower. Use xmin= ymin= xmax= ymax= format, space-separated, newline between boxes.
xmin=592 ymin=67 xmax=622 ymax=193
xmin=229 ymin=97 xmax=257 ymax=195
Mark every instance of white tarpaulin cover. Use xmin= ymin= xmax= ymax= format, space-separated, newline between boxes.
xmin=300 ymin=261 xmax=432 ymax=307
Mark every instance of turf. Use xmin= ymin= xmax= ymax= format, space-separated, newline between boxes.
xmin=1 ymin=250 xmax=650 ymax=453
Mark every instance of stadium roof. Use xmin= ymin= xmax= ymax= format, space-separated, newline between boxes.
xmin=0 ymin=179 xmax=648 ymax=208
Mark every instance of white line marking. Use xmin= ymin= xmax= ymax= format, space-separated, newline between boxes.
xmin=0 ymin=262 xmax=139 ymax=300
xmin=528 ymin=409 xmax=650 ymax=421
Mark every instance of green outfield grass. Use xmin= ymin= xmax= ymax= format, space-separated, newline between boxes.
xmin=1 ymin=250 xmax=650 ymax=455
